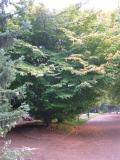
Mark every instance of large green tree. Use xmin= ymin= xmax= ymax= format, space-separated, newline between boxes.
xmin=7 ymin=2 xmax=120 ymax=125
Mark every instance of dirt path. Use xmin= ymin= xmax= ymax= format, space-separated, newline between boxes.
xmin=6 ymin=113 xmax=120 ymax=160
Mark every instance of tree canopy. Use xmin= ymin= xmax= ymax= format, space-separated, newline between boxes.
xmin=1 ymin=0 xmax=120 ymax=126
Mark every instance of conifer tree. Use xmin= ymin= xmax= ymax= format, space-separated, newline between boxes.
xmin=0 ymin=0 xmax=27 ymax=136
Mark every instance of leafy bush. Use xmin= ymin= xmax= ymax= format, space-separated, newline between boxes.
xmin=0 ymin=140 xmax=32 ymax=160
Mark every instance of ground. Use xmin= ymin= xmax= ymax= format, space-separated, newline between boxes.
xmin=4 ymin=113 xmax=120 ymax=160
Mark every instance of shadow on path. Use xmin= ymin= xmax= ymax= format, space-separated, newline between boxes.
xmin=6 ymin=113 xmax=120 ymax=160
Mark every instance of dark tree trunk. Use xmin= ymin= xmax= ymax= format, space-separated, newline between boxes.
xmin=43 ymin=117 xmax=51 ymax=127
xmin=57 ymin=117 xmax=63 ymax=123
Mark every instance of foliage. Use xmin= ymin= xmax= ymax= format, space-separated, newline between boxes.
xmin=5 ymin=1 xmax=120 ymax=125
xmin=0 ymin=140 xmax=32 ymax=160
xmin=0 ymin=0 xmax=28 ymax=136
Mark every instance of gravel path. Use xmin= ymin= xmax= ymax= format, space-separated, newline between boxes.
xmin=6 ymin=113 xmax=120 ymax=160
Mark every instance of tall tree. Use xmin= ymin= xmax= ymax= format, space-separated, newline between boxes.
xmin=0 ymin=0 xmax=27 ymax=136
xmin=7 ymin=3 xmax=120 ymax=126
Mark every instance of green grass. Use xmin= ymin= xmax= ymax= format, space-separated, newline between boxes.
xmin=65 ymin=118 xmax=87 ymax=126
xmin=79 ymin=113 xmax=100 ymax=120
xmin=48 ymin=113 xmax=101 ymax=133
xmin=66 ymin=113 xmax=100 ymax=126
